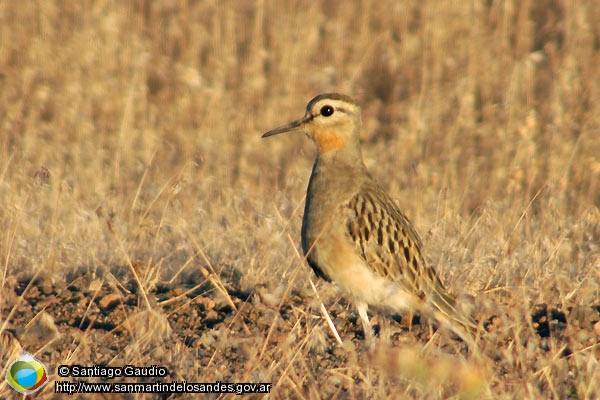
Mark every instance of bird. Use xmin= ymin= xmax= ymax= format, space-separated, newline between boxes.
xmin=262 ymin=93 xmax=477 ymax=346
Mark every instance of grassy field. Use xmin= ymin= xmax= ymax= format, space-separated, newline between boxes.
xmin=1 ymin=0 xmax=599 ymax=398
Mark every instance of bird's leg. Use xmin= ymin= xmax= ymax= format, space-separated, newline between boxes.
xmin=404 ymin=310 xmax=415 ymax=332
xmin=356 ymin=302 xmax=373 ymax=340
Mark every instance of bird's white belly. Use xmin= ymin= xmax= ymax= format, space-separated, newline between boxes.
xmin=306 ymin=204 xmax=423 ymax=313
xmin=313 ymin=237 xmax=419 ymax=312
xmin=340 ymin=260 xmax=417 ymax=310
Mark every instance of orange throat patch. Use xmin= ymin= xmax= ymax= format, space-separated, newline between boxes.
xmin=313 ymin=130 xmax=346 ymax=154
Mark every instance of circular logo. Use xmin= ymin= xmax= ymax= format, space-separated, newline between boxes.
xmin=5 ymin=353 xmax=49 ymax=395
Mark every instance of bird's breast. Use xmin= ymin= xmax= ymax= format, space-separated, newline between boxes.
xmin=301 ymin=167 xmax=361 ymax=280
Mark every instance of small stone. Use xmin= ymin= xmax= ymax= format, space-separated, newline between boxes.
xmin=40 ymin=280 xmax=53 ymax=295
xmin=88 ymin=279 xmax=103 ymax=293
xmin=99 ymin=293 xmax=121 ymax=310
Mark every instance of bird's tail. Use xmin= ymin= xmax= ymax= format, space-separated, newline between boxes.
xmin=427 ymin=282 xmax=478 ymax=348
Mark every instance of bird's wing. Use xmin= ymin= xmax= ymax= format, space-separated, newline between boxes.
xmin=344 ymin=183 xmax=435 ymax=292
xmin=343 ymin=182 xmax=472 ymax=329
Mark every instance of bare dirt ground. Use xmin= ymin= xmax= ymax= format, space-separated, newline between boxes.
xmin=3 ymin=263 xmax=600 ymax=399
xmin=1 ymin=0 xmax=599 ymax=398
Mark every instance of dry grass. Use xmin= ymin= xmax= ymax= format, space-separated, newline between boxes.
xmin=1 ymin=0 xmax=599 ymax=398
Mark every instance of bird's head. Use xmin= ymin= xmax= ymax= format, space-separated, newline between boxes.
xmin=262 ymin=93 xmax=362 ymax=156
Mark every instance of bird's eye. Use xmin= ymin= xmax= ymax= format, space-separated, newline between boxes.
xmin=320 ymin=105 xmax=334 ymax=117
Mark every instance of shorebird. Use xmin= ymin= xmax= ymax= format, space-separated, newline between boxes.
xmin=262 ymin=93 xmax=476 ymax=345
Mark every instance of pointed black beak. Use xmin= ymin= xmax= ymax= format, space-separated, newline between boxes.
xmin=262 ymin=115 xmax=311 ymax=138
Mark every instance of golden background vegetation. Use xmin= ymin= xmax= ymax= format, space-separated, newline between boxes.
xmin=1 ymin=0 xmax=599 ymax=398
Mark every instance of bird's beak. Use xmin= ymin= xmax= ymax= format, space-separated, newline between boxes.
xmin=262 ymin=115 xmax=311 ymax=138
